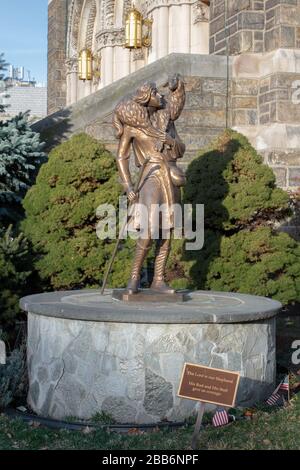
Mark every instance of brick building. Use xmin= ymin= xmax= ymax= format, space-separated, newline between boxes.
xmin=42 ymin=0 xmax=300 ymax=190
xmin=1 ymin=86 xmax=47 ymax=121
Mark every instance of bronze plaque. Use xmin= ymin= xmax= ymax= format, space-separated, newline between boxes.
xmin=178 ymin=363 xmax=240 ymax=408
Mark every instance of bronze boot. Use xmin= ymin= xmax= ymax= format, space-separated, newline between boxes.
xmin=126 ymin=276 xmax=140 ymax=295
xmin=127 ymin=238 xmax=151 ymax=294
xmin=151 ymin=238 xmax=175 ymax=294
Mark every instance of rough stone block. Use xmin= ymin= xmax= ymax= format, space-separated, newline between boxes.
xmin=242 ymin=31 xmax=254 ymax=52
xmin=277 ymin=101 xmax=300 ymax=122
xmin=279 ymin=5 xmax=300 ymax=26
xmin=238 ymin=11 xmax=265 ymax=30
xmin=254 ymin=1 xmax=265 ymax=10
xmin=232 ymin=79 xmax=259 ymax=96
xmin=184 ymin=76 xmax=202 ymax=92
xmin=216 ymin=30 xmax=226 ymax=43
xmin=289 ymin=167 xmax=300 ymax=187
xmin=277 ymin=89 xmax=290 ymax=100
xmin=260 ymin=113 xmax=271 ymax=124
xmin=265 ymin=26 xmax=281 ymax=51
xmin=254 ymin=41 xmax=264 ymax=52
xmin=271 ymin=166 xmax=287 ymax=186
xmin=180 ymin=109 xmax=226 ymax=127
xmin=260 ymin=103 xmax=270 ymax=115
xmin=202 ymin=78 xmax=227 ymax=94
xmin=229 ymin=32 xmax=242 ymax=54
xmin=259 ymin=91 xmax=277 ymax=104
xmin=185 ymin=93 xmax=214 ymax=108
xmin=281 ymin=25 xmax=296 ymax=47
xmin=270 ymin=72 xmax=300 ymax=88
xmin=255 ymin=31 xmax=264 ymax=40
xmin=213 ymin=0 xmax=225 ymax=17
xmin=233 ymin=109 xmax=257 ymax=125
xmin=211 ymin=15 xmax=226 ymax=35
xmin=233 ymin=96 xmax=258 ymax=108
xmin=227 ymin=0 xmax=251 ymax=18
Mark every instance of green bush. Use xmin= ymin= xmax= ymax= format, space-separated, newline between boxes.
xmin=0 ymin=226 xmax=32 ymax=336
xmin=167 ymin=129 xmax=300 ymax=304
xmin=183 ymin=129 xmax=290 ymax=232
xmin=22 ymin=133 xmax=133 ymax=290
xmin=0 ymin=342 xmax=27 ymax=410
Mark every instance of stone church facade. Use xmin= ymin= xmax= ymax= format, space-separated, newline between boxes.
xmin=48 ymin=0 xmax=209 ymax=112
xmin=45 ymin=0 xmax=300 ymax=192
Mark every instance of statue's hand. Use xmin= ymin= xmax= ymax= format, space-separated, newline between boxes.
xmin=163 ymin=134 xmax=175 ymax=148
xmin=128 ymin=191 xmax=137 ymax=202
xmin=126 ymin=185 xmax=137 ymax=202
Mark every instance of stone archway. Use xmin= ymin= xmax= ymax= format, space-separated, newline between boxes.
xmin=78 ymin=0 xmax=97 ymax=51
xmin=67 ymin=0 xmax=85 ymax=59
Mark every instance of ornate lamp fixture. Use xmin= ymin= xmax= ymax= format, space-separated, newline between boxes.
xmin=78 ymin=49 xmax=93 ymax=81
xmin=78 ymin=50 xmax=101 ymax=82
xmin=124 ymin=5 xmax=153 ymax=49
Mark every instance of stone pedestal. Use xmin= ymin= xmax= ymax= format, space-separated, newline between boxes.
xmin=20 ymin=290 xmax=281 ymax=424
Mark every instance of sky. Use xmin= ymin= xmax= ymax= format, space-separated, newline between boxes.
xmin=0 ymin=0 xmax=48 ymax=84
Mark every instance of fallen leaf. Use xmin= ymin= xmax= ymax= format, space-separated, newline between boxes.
xmin=16 ymin=406 xmax=27 ymax=413
xmin=127 ymin=428 xmax=144 ymax=435
xmin=28 ymin=421 xmax=40 ymax=428
xmin=82 ymin=426 xmax=94 ymax=434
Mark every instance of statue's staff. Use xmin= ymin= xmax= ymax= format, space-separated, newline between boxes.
xmin=100 ymin=158 xmax=150 ymax=295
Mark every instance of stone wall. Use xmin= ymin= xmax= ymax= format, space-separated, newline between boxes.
xmin=210 ymin=0 xmax=266 ymax=55
xmin=23 ymin=287 xmax=279 ymax=423
xmin=265 ymin=0 xmax=300 ymax=52
xmin=27 ymin=313 xmax=276 ymax=422
xmin=48 ymin=0 xmax=68 ymax=115
xmin=232 ymin=48 xmax=300 ymax=190
xmin=210 ymin=0 xmax=300 ymax=55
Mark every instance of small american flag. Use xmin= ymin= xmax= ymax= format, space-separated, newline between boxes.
xmin=279 ymin=375 xmax=289 ymax=392
xmin=212 ymin=407 xmax=229 ymax=427
xmin=266 ymin=392 xmax=282 ymax=406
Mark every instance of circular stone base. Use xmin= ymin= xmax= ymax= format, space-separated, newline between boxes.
xmin=21 ymin=290 xmax=281 ymax=424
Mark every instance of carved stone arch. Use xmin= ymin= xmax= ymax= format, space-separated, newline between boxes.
xmin=78 ymin=0 xmax=98 ymax=50
xmin=86 ymin=0 xmax=97 ymax=49
xmin=67 ymin=0 xmax=85 ymax=58
xmin=105 ymin=0 xmax=115 ymax=28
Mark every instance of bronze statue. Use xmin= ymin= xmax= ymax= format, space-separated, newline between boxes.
xmin=112 ymin=75 xmax=186 ymax=295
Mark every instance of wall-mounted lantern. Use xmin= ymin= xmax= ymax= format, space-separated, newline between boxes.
xmin=124 ymin=6 xmax=153 ymax=49
xmin=78 ymin=49 xmax=93 ymax=81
